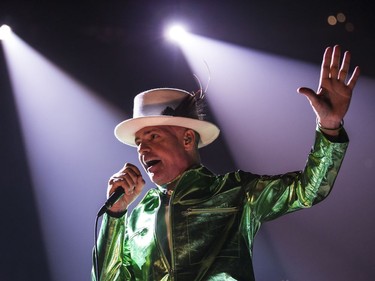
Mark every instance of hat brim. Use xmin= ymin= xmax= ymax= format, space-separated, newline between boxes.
xmin=114 ymin=116 xmax=220 ymax=148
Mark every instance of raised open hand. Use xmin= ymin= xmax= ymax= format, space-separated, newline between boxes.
xmin=298 ymin=45 xmax=360 ymax=132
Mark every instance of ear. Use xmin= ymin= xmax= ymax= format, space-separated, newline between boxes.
xmin=183 ymin=129 xmax=196 ymax=150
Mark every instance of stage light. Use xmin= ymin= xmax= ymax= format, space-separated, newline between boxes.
xmin=165 ymin=24 xmax=189 ymax=43
xmin=0 ymin=24 xmax=12 ymax=40
xmin=1 ymin=31 xmax=141 ymax=281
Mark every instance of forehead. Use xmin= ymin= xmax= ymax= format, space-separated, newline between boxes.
xmin=135 ymin=126 xmax=164 ymax=137
xmin=134 ymin=125 xmax=178 ymax=140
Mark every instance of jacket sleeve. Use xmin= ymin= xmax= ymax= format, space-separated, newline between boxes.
xmin=91 ymin=213 xmax=133 ymax=281
xmin=245 ymin=127 xmax=349 ymax=222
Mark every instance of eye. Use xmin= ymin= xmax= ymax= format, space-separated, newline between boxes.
xmin=150 ymin=133 xmax=159 ymax=140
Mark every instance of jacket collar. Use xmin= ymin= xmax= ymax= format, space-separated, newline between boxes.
xmin=156 ymin=165 xmax=218 ymax=205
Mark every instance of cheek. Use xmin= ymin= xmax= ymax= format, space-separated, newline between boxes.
xmin=164 ymin=151 xmax=189 ymax=171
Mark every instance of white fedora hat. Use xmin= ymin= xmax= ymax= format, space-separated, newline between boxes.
xmin=114 ymin=88 xmax=220 ymax=148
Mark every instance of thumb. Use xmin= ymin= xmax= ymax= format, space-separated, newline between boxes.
xmin=297 ymin=87 xmax=318 ymax=105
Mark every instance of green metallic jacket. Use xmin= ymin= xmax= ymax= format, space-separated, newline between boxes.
xmin=93 ymin=129 xmax=349 ymax=281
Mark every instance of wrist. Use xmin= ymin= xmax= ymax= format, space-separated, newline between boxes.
xmin=317 ymin=118 xmax=343 ymax=129
xmin=317 ymin=119 xmax=344 ymax=136
xmin=106 ymin=208 xmax=127 ymax=218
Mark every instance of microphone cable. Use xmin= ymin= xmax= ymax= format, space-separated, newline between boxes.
xmin=94 ymin=187 xmax=125 ymax=281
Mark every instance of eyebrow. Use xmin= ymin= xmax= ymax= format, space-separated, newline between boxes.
xmin=134 ymin=128 xmax=162 ymax=143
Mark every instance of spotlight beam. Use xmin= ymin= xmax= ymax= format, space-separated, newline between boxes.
xmin=0 ymin=24 xmax=12 ymax=40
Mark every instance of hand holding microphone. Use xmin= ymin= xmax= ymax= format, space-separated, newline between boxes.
xmin=97 ymin=163 xmax=145 ymax=217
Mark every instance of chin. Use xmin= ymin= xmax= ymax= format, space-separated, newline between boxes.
xmin=150 ymin=175 xmax=173 ymax=186
xmin=148 ymin=173 xmax=164 ymax=185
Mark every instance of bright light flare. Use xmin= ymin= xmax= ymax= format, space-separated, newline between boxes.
xmin=165 ymin=24 xmax=189 ymax=43
xmin=0 ymin=24 xmax=12 ymax=40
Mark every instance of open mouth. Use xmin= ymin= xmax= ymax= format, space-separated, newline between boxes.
xmin=145 ymin=159 xmax=161 ymax=169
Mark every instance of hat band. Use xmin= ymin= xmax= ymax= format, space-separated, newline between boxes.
xmin=160 ymin=93 xmax=200 ymax=120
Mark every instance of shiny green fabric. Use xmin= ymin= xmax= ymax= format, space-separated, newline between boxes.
xmin=92 ymin=129 xmax=349 ymax=281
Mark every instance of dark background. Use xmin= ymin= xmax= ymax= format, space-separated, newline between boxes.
xmin=1 ymin=1 xmax=374 ymax=281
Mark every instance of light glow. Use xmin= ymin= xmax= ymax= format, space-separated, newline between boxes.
xmin=174 ymin=32 xmax=375 ymax=280
xmin=1 ymin=31 xmax=143 ymax=281
xmin=165 ymin=24 xmax=189 ymax=43
xmin=0 ymin=24 xmax=12 ymax=40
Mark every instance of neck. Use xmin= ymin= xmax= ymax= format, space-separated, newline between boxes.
xmin=165 ymin=174 xmax=182 ymax=190
xmin=158 ymin=163 xmax=201 ymax=192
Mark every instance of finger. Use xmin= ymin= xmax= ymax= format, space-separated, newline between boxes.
xmin=320 ymin=46 xmax=333 ymax=84
xmin=109 ymin=177 xmax=123 ymax=185
xmin=347 ymin=66 xmax=360 ymax=91
xmin=125 ymin=184 xmax=135 ymax=195
xmin=330 ymin=45 xmax=341 ymax=79
xmin=111 ymin=171 xmax=135 ymax=191
xmin=117 ymin=169 xmax=139 ymax=182
xmin=338 ymin=51 xmax=351 ymax=82
xmin=108 ymin=177 xmax=134 ymax=196
xmin=119 ymin=162 xmax=141 ymax=175
xmin=113 ymin=163 xmax=141 ymax=182
xmin=107 ymin=180 xmax=125 ymax=200
xmin=134 ymin=175 xmax=145 ymax=193
xmin=109 ymin=169 xmax=138 ymax=193
xmin=109 ymin=171 xmax=136 ymax=186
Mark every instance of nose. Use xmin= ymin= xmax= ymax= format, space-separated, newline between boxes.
xmin=137 ymin=141 xmax=151 ymax=154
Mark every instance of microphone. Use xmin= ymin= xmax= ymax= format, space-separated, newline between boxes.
xmin=97 ymin=187 xmax=125 ymax=217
